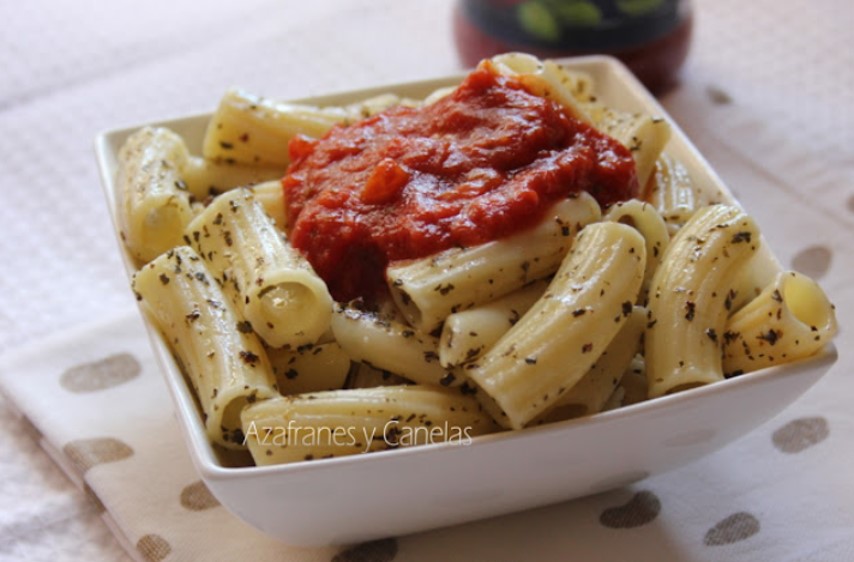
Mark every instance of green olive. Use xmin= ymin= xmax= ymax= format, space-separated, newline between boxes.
xmin=517 ymin=1 xmax=561 ymax=41
xmin=554 ymin=1 xmax=603 ymax=27
xmin=616 ymin=0 xmax=665 ymax=17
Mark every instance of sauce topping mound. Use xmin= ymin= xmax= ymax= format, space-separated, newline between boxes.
xmin=283 ymin=63 xmax=638 ymax=301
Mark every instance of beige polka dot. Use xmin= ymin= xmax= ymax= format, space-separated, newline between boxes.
xmin=180 ymin=480 xmax=220 ymax=511
xmin=704 ymin=512 xmax=760 ymax=546
xmin=772 ymin=416 xmax=829 ymax=454
xmin=63 ymin=437 xmax=134 ymax=475
xmin=332 ymin=538 xmax=398 ymax=562
xmin=599 ymin=490 xmax=661 ymax=529
xmin=791 ymin=245 xmax=832 ymax=280
xmin=60 ymin=352 xmax=141 ymax=393
xmin=137 ymin=534 xmax=172 ymax=562
xmin=706 ymin=85 xmax=734 ymax=105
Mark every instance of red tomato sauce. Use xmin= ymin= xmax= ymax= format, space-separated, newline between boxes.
xmin=283 ymin=62 xmax=638 ymax=301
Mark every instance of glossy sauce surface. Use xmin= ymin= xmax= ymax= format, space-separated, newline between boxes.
xmin=283 ymin=62 xmax=638 ymax=300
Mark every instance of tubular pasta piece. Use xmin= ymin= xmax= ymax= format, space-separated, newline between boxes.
xmin=645 ymin=205 xmax=760 ymax=398
xmin=330 ymin=304 xmax=456 ymax=387
xmin=345 ymin=93 xmax=405 ymax=118
xmin=492 ymin=53 xmax=670 ymax=187
xmin=241 ymin=386 xmax=498 ymax=465
xmin=601 ymin=386 xmax=626 ymax=411
xmin=535 ymin=305 xmax=647 ymax=423
xmin=490 ymin=53 xmax=595 ymax=122
xmin=646 ymin=153 xmax=699 ymax=233
xmin=422 ymin=86 xmax=456 ymax=106
xmin=202 ymin=89 xmax=352 ymax=166
xmin=181 ymin=157 xmax=283 ymax=202
xmin=347 ymin=363 xmax=412 ymax=389
xmin=268 ymin=342 xmax=351 ymax=395
xmin=617 ymin=355 xmax=648 ymax=406
xmin=387 ymin=192 xmax=602 ymax=334
xmin=604 ymin=199 xmax=670 ymax=302
xmin=185 ymin=188 xmax=333 ymax=348
xmin=722 ymin=270 xmax=837 ymax=376
xmin=725 ymin=248 xmax=779 ymax=314
xmin=439 ymin=279 xmax=549 ymax=368
xmin=597 ymin=110 xmax=671 ymax=190
xmin=466 ymin=221 xmax=646 ymax=430
xmin=117 ymin=127 xmax=196 ymax=263
xmin=132 ymin=246 xmax=278 ymax=449
xmin=248 ymin=180 xmax=287 ymax=231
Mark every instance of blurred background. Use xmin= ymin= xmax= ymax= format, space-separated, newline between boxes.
xmin=0 ymin=1 xmax=852 ymax=560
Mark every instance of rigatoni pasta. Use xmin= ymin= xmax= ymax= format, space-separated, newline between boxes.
xmin=722 ymin=270 xmax=838 ymax=376
xmin=248 ymin=179 xmax=287 ymax=231
xmin=438 ymin=278 xmax=550 ymax=368
xmin=534 ymin=305 xmax=647 ymax=423
xmin=185 ymin=187 xmax=333 ymax=349
xmin=202 ymin=89 xmax=423 ymax=167
xmin=386 ymin=192 xmax=602 ymax=334
xmin=603 ymin=199 xmax=670 ymax=301
xmin=466 ymin=221 xmax=646 ymax=429
xmin=617 ymin=356 xmax=648 ymax=407
xmin=594 ymin=110 xmax=671 ymax=190
xmin=330 ymin=304 xmax=455 ymax=387
xmin=645 ymin=205 xmax=760 ymax=398
xmin=490 ymin=52 xmax=596 ymax=123
xmin=647 ymin=153 xmax=700 ymax=233
xmin=132 ymin=246 xmax=279 ymax=449
xmin=241 ymin=386 xmax=498 ymax=465
xmin=117 ymin=127 xmax=197 ymax=263
xmin=346 ymin=363 xmax=412 ymax=389
xmin=181 ymin=157 xmax=283 ymax=202
xmin=267 ymin=341 xmax=351 ymax=395
xmin=489 ymin=51 xmax=671 ymax=188
xmin=202 ymin=89 xmax=351 ymax=167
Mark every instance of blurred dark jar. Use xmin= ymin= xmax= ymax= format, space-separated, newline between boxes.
xmin=454 ymin=0 xmax=692 ymax=94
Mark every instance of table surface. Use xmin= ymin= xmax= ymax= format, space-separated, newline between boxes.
xmin=1 ymin=1 xmax=852 ymax=560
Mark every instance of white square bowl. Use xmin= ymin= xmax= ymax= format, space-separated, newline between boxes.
xmin=95 ymin=55 xmax=837 ymax=546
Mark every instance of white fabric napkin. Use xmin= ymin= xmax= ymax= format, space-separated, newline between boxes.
xmin=0 ymin=311 xmax=337 ymax=562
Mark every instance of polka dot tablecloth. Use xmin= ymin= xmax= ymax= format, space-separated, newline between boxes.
xmin=0 ymin=0 xmax=852 ymax=560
